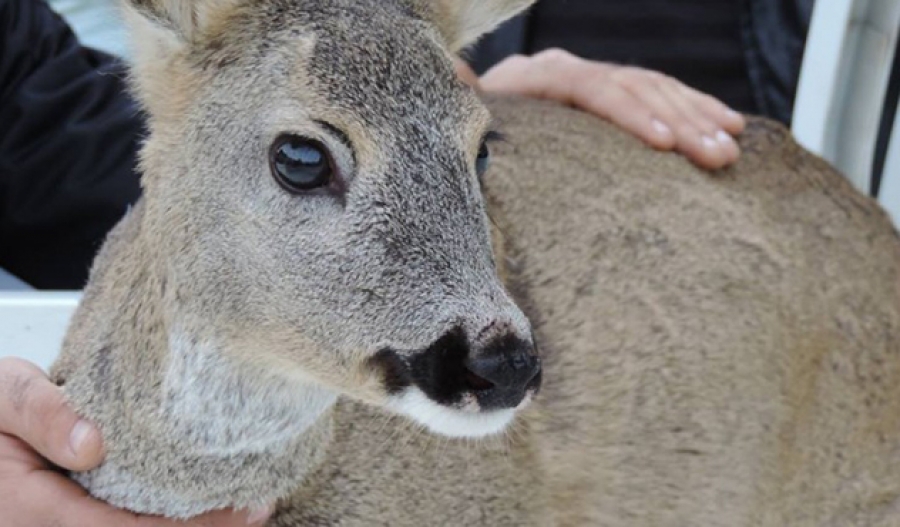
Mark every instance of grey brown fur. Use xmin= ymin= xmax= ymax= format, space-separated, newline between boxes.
xmin=51 ymin=0 xmax=900 ymax=525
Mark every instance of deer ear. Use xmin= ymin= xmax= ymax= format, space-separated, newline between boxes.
xmin=119 ymin=0 xmax=243 ymax=117
xmin=121 ymin=0 xmax=242 ymax=48
xmin=420 ymin=0 xmax=536 ymax=52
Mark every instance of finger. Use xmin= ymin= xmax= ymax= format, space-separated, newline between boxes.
xmin=527 ymin=49 xmax=610 ymax=104
xmin=0 ymin=357 xmax=104 ymax=471
xmin=655 ymin=81 xmax=732 ymax=169
xmin=610 ymin=70 xmax=694 ymax=150
xmin=678 ymin=90 xmax=742 ymax=165
xmin=484 ymin=55 xmax=679 ymax=151
xmin=481 ymin=49 xmax=593 ymax=103
xmin=11 ymin=469 xmax=273 ymax=527
xmin=673 ymin=86 xmax=743 ymax=164
xmin=574 ymin=79 xmax=676 ymax=151
xmin=0 ymin=433 xmax=47 ymax=469
xmin=479 ymin=54 xmax=539 ymax=95
xmin=713 ymin=128 xmax=741 ymax=165
xmin=677 ymin=83 xmax=746 ymax=134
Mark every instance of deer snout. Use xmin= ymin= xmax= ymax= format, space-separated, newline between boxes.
xmin=389 ymin=324 xmax=541 ymax=412
xmin=372 ymin=322 xmax=541 ymax=437
xmin=463 ymin=334 xmax=542 ymax=410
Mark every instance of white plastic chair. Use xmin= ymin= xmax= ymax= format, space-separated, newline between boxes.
xmin=0 ymin=293 xmax=79 ymax=371
xmin=792 ymin=0 xmax=900 ymax=204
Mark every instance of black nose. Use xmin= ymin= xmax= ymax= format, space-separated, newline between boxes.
xmin=396 ymin=327 xmax=542 ymax=411
xmin=463 ymin=335 xmax=542 ymax=410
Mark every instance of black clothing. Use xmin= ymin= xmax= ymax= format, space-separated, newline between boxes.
xmin=529 ymin=1 xmax=756 ymax=116
xmin=470 ymin=0 xmax=814 ymax=125
xmin=0 ymin=0 xmax=143 ymax=289
xmin=0 ymin=0 xmax=817 ymax=290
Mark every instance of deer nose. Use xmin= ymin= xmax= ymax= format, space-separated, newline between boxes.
xmin=463 ymin=336 xmax=542 ymax=410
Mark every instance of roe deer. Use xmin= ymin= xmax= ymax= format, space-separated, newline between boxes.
xmin=51 ymin=0 xmax=900 ymax=525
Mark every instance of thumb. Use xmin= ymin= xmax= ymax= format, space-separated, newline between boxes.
xmin=0 ymin=357 xmax=104 ymax=471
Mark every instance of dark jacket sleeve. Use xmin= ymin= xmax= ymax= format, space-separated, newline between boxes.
xmin=466 ymin=15 xmax=529 ymax=76
xmin=741 ymin=0 xmax=815 ymax=125
xmin=0 ymin=0 xmax=144 ymax=290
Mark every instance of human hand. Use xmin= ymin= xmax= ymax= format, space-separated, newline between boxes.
xmin=0 ymin=357 xmax=273 ymax=526
xmin=458 ymin=49 xmax=746 ymax=170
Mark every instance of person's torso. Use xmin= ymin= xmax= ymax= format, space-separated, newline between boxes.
xmin=528 ymin=0 xmax=757 ymax=114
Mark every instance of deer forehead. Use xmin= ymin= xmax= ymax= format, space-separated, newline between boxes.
xmin=183 ymin=2 xmax=491 ymax=146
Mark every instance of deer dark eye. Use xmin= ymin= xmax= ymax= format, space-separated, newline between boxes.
xmin=476 ymin=140 xmax=491 ymax=176
xmin=269 ymin=135 xmax=334 ymax=193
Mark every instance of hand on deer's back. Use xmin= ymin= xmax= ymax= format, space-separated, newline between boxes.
xmin=456 ymin=49 xmax=746 ymax=170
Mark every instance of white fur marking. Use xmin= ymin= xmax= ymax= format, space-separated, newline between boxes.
xmin=387 ymin=388 xmax=516 ymax=438
xmin=164 ymin=331 xmax=337 ymax=455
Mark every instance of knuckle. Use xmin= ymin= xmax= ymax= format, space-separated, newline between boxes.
xmin=609 ymin=67 xmax=648 ymax=91
xmin=0 ymin=363 xmax=39 ymax=416
xmin=10 ymin=374 xmax=35 ymax=415
xmin=655 ymin=72 xmax=682 ymax=88
xmin=493 ymin=54 xmax=532 ymax=76
xmin=644 ymin=69 xmax=668 ymax=83
xmin=501 ymin=54 xmax=529 ymax=67
xmin=532 ymin=48 xmax=580 ymax=75
xmin=0 ymin=369 xmax=69 ymax=446
xmin=0 ymin=357 xmax=41 ymax=387
xmin=647 ymin=102 xmax=679 ymax=121
xmin=0 ymin=356 xmax=27 ymax=371
xmin=699 ymin=93 xmax=721 ymax=106
xmin=587 ymin=83 xmax=626 ymax=105
xmin=534 ymin=48 xmax=573 ymax=64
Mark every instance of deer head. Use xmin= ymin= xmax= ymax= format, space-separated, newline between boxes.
xmin=122 ymin=0 xmax=539 ymax=438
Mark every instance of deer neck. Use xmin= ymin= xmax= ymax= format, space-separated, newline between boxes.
xmin=59 ymin=201 xmax=340 ymax=519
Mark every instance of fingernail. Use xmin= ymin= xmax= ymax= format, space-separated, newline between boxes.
xmin=651 ymin=119 xmax=671 ymax=137
xmin=247 ymin=505 xmax=274 ymax=525
xmin=702 ymin=136 xmax=719 ymax=150
xmin=715 ymin=130 xmax=734 ymax=146
xmin=69 ymin=420 xmax=94 ymax=457
xmin=726 ymin=109 xmax=742 ymax=121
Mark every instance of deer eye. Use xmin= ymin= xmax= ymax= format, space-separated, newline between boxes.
xmin=476 ymin=140 xmax=491 ymax=176
xmin=269 ymin=135 xmax=334 ymax=193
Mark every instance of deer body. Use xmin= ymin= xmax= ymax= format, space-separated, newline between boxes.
xmin=268 ymin=98 xmax=900 ymax=526
xmin=50 ymin=1 xmax=900 ymax=525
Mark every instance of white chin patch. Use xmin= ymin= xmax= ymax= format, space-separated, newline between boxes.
xmin=386 ymin=388 xmax=517 ymax=438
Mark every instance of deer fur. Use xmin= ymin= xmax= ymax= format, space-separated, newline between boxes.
xmin=51 ymin=0 xmax=900 ymax=525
